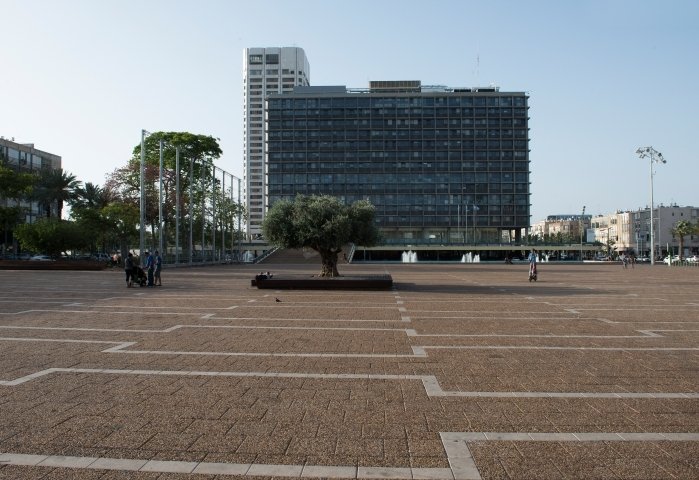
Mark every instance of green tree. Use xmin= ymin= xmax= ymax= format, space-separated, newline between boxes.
xmin=14 ymin=219 xmax=88 ymax=257
xmin=71 ymin=182 xmax=115 ymax=211
xmin=263 ymin=195 xmax=380 ymax=277
xmin=69 ymin=182 xmax=121 ymax=254
xmin=670 ymin=220 xmax=694 ymax=260
xmin=0 ymin=165 xmax=36 ymax=250
xmin=101 ymin=202 xmax=140 ymax=259
xmin=107 ymin=131 xmax=226 ymax=252
xmin=33 ymin=168 xmax=81 ymax=219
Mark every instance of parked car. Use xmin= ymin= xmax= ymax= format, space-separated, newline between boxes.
xmin=91 ymin=253 xmax=112 ymax=262
xmin=663 ymin=255 xmax=681 ymax=265
xmin=29 ymin=254 xmax=54 ymax=261
xmin=684 ymin=255 xmax=698 ymax=263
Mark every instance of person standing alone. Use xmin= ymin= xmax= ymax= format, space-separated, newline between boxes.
xmin=528 ymin=249 xmax=538 ymax=281
xmin=124 ymin=252 xmax=135 ymax=287
xmin=154 ymin=250 xmax=162 ymax=286
xmin=145 ymin=251 xmax=154 ymax=287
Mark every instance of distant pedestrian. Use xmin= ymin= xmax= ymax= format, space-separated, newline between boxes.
xmin=144 ymin=251 xmax=154 ymax=287
xmin=621 ymin=254 xmax=628 ymax=269
xmin=154 ymin=250 xmax=162 ymax=286
xmin=528 ymin=249 xmax=538 ymax=281
xmin=124 ymin=253 xmax=135 ymax=287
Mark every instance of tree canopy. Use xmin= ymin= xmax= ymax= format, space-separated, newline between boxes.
xmin=263 ymin=195 xmax=380 ymax=277
xmin=14 ymin=219 xmax=88 ymax=258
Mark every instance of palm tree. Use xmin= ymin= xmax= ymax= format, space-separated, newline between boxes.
xmin=33 ymin=168 xmax=81 ymax=219
xmin=71 ymin=182 xmax=115 ymax=211
xmin=670 ymin=220 xmax=694 ymax=260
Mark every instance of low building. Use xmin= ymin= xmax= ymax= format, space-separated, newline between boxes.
xmin=531 ymin=214 xmax=591 ymax=242
xmin=0 ymin=137 xmax=62 ymax=224
xmin=589 ymin=205 xmax=699 ymax=257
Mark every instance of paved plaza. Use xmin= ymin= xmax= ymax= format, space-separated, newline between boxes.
xmin=0 ymin=262 xmax=697 ymax=479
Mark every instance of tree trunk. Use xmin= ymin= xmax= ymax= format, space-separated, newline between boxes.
xmin=319 ymin=249 xmax=340 ymax=277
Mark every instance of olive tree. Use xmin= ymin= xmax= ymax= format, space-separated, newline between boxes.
xmin=263 ymin=195 xmax=380 ymax=277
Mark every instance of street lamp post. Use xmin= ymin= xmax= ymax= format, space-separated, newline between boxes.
xmin=579 ymin=206 xmax=586 ymax=262
xmin=635 ymin=147 xmax=666 ymax=266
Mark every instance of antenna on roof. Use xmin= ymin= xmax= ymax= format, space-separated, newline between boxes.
xmin=472 ymin=43 xmax=481 ymax=88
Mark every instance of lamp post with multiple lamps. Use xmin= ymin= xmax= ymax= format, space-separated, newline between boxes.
xmin=635 ymin=146 xmax=666 ymax=266
xmin=579 ymin=205 xmax=586 ymax=262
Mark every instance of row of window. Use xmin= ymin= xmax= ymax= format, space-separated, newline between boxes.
xmin=269 ymin=108 xmax=528 ymax=119
xmin=269 ymin=185 xmax=527 ymax=197
xmin=268 ymin=95 xmax=527 ymax=108
xmin=267 ymin=117 xmax=528 ymax=128
xmin=373 ymin=216 xmax=530 ymax=228
xmin=273 ymin=133 xmax=529 ymax=141
xmin=0 ymin=147 xmax=49 ymax=169
xmin=269 ymin=151 xmax=528 ymax=162
xmin=270 ymin=118 xmax=527 ymax=128
xmin=268 ymin=157 xmax=528 ymax=169
xmin=267 ymin=184 xmax=529 ymax=202
xmin=268 ymin=171 xmax=529 ymax=182
xmin=267 ymin=140 xmax=528 ymax=151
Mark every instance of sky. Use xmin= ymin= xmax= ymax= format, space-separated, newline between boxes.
xmin=2 ymin=0 xmax=697 ymax=221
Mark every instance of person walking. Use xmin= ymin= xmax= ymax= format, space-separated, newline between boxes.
xmin=154 ymin=250 xmax=162 ymax=286
xmin=124 ymin=252 xmax=135 ymax=287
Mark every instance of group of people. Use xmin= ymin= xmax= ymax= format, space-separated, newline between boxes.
xmin=124 ymin=250 xmax=162 ymax=287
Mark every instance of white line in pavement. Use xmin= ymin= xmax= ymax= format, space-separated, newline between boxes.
xmin=0 ymin=431 xmax=696 ymax=480
xmin=1 ymin=324 xmax=689 ymax=340
xmin=2 ymin=367 xmax=698 ymax=399
xmin=440 ymin=431 xmax=699 ymax=480
xmin=422 ymin=345 xmax=699 ymax=352
xmin=1 ymin=332 xmax=696 ymax=363
xmin=0 ymin=310 xmax=404 ymax=323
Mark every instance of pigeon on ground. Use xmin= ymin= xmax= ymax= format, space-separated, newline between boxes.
xmin=275 ymin=298 xmax=281 ymax=302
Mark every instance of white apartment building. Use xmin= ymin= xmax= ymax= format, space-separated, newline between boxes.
xmin=243 ymin=47 xmax=310 ymax=240
xmin=589 ymin=205 xmax=699 ymax=257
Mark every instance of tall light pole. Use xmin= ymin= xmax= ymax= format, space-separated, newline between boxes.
xmin=139 ymin=130 xmax=149 ymax=260
xmin=636 ymin=147 xmax=666 ymax=265
xmin=579 ymin=205 xmax=586 ymax=262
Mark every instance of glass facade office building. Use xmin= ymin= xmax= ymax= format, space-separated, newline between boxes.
xmin=266 ymin=81 xmax=530 ymax=244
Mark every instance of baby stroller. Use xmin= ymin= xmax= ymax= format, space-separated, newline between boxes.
xmin=528 ymin=263 xmax=537 ymax=282
xmin=133 ymin=266 xmax=148 ymax=287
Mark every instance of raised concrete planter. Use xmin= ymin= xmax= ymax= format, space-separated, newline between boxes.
xmin=252 ymin=274 xmax=393 ymax=290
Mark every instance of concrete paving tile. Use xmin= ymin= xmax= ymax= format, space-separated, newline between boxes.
xmin=0 ymin=465 xmax=54 ymax=480
xmin=336 ymin=438 xmax=384 ymax=457
xmin=301 ymin=464 xmax=358 ymax=478
xmin=411 ymin=467 xmax=454 ymax=479
xmin=188 ymin=433 xmax=246 ymax=453
xmin=0 ymin=453 xmax=49 ymax=466
xmin=246 ymin=462 xmax=304 ymax=476
xmin=139 ymin=458 xmax=198 ymax=473
xmin=36 ymin=455 xmax=98 ymax=468
xmin=88 ymin=457 xmax=149 ymax=471
xmin=191 ymin=461 xmax=251 ymax=475
xmin=37 ymin=467 xmax=106 ymax=479
xmin=357 ymin=466 xmax=412 ymax=479
xmin=286 ymin=437 xmax=337 ymax=456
